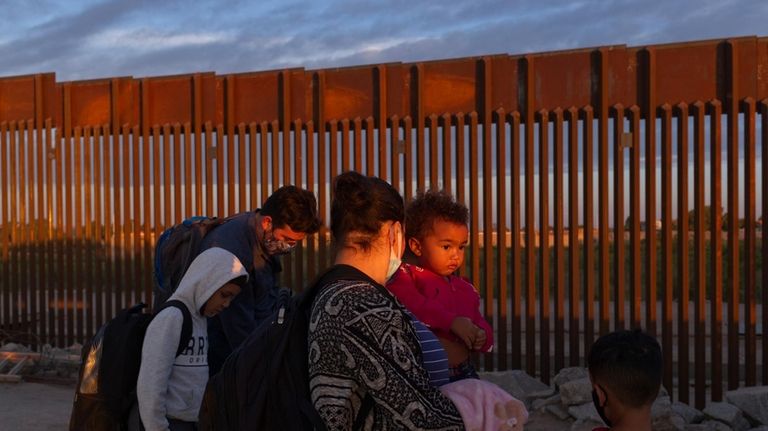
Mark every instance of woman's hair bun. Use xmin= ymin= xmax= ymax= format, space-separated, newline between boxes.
xmin=330 ymin=171 xmax=404 ymax=250
xmin=333 ymin=171 xmax=372 ymax=214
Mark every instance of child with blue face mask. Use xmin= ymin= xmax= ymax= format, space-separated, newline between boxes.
xmin=588 ymin=329 xmax=662 ymax=431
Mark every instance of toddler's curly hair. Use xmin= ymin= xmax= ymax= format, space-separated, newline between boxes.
xmin=405 ymin=189 xmax=469 ymax=241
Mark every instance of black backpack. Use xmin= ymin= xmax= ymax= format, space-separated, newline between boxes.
xmin=153 ymin=216 xmax=230 ymax=310
xmin=198 ymin=265 xmax=372 ymax=431
xmin=69 ymin=301 xmax=193 ymax=431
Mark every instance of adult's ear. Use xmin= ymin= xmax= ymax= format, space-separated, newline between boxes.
xmin=260 ymin=215 xmax=272 ymax=231
xmin=408 ymin=237 xmax=422 ymax=257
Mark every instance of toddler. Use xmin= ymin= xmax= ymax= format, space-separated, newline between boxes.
xmin=387 ymin=189 xmax=493 ymax=381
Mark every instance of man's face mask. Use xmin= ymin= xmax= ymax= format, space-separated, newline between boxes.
xmin=591 ymin=386 xmax=612 ymax=427
xmin=263 ymin=224 xmax=297 ymax=256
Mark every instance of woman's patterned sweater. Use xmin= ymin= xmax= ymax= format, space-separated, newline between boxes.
xmin=308 ymin=269 xmax=464 ymax=431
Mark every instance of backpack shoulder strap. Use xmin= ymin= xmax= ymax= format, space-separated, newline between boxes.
xmin=302 ymin=264 xmax=404 ymax=312
xmin=154 ymin=299 xmax=193 ymax=357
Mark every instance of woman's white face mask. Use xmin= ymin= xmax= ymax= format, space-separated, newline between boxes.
xmin=385 ymin=222 xmax=404 ymax=281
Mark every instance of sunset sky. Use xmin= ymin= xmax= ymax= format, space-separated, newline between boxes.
xmin=1 ymin=0 xmax=765 ymax=81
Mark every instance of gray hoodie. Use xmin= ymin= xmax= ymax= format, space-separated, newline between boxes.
xmin=137 ymin=247 xmax=248 ymax=431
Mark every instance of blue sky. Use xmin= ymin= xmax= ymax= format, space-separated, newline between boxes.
xmin=1 ymin=0 xmax=766 ymax=81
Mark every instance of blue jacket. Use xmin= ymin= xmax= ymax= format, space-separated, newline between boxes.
xmin=198 ymin=210 xmax=282 ymax=375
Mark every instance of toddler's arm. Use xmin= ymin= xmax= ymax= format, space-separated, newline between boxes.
xmin=469 ymin=310 xmax=494 ymax=352
xmin=387 ymin=267 xmax=458 ymax=332
xmin=472 ymin=328 xmax=487 ymax=351
xmin=450 ymin=316 xmax=480 ymax=349
xmin=467 ymin=282 xmax=494 ymax=352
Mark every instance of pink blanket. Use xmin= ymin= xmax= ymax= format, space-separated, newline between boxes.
xmin=440 ymin=379 xmax=528 ymax=431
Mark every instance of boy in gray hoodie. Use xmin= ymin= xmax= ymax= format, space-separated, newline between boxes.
xmin=137 ymin=247 xmax=248 ymax=431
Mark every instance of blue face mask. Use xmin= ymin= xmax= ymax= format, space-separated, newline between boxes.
xmin=386 ymin=248 xmax=401 ymax=280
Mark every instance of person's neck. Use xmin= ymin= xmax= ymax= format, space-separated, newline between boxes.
xmin=251 ymin=213 xmax=265 ymax=240
xmin=335 ymin=246 xmax=389 ymax=285
xmin=609 ymin=406 xmax=652 ymax=431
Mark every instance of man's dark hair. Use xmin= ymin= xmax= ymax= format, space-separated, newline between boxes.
xmin=405 ymin=189 xmax=469 ymax=242
xmin=587 ymin=329 xmax=662 ymax=408
xmin=331 ymin=171 xmax=404 ymax=252
xmin=261 ymin=185 xmax=322 ymax=234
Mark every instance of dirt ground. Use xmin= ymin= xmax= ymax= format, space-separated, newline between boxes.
xmin=526 ymin=410 xmax=599 ymax=431
xmin=0 ymin=379 xmax=595 ymax=431
xmin=0 ymin=381 xmax=74 ymax=430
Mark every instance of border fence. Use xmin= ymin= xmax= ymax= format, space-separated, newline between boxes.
xmin=1 ymin=36 xmax=767 ymax=408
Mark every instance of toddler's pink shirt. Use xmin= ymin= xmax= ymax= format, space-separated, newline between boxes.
xmin=387 ymin=263 xmax=494 ymax=352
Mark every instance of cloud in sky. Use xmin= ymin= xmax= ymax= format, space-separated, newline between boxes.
xmin=0 ymin=0 xmax=765 ymax=81
xmin=87 ymin=29 xmax=236 ymax=51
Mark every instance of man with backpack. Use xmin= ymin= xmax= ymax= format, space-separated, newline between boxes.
xmin=195 ymin=185 xmax=322 ymax=375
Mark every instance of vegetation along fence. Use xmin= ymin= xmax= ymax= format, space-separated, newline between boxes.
xmin=1 ymin=36 xmax=767 ymax=408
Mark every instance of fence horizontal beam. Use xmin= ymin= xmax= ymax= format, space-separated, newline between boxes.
xmin=0 ymin=37 xmax=766 ymax=129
